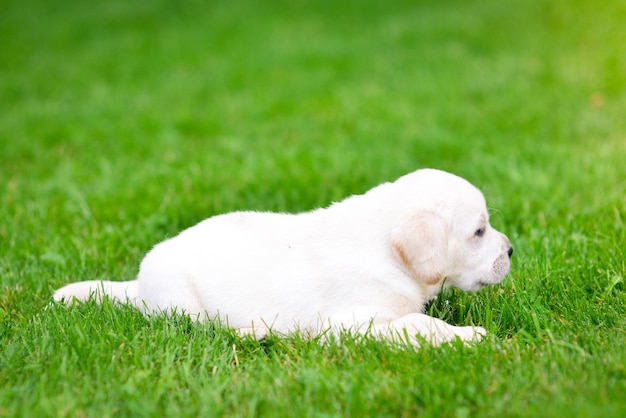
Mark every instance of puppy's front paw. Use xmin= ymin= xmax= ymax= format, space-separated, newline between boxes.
xmin=457 ymin=326 xmax=487 ymax=343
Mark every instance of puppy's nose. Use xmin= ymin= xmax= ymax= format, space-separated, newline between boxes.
xmin=507 ymin=246 xmax=513 ymax=258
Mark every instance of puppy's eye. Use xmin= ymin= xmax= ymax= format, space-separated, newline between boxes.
xmin=474 ymin=228 xmax=486 ymax=237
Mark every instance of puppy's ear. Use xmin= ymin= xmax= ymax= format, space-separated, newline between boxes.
xmin=391 ymin=211 xmax=448 ymax=285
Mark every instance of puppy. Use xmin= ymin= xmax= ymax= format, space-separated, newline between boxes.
xmin=54 ymin=168 xmax=513 ymax=346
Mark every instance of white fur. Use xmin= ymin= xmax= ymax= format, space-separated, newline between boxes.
xmin=53 ymin=169 xmax=512 ymax=346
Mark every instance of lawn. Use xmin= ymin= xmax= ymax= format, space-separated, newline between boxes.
xmin=1 ymin=0 xmax=625 ymax=416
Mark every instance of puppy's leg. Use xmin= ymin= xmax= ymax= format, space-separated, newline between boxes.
xmin=235 ymin=326 xmax=271 ymax=340
xmin=372 ymin=313 xmax=486 ymax=347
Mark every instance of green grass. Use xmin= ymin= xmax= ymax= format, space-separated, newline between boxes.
xmin=1 ymin=0 xmax=625 ymax=416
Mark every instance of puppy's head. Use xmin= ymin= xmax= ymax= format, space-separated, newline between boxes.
xmin=390 ymin=169 xmax=512 ymax=291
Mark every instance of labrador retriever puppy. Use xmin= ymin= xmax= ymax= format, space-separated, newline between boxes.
xmin=53 ymin=168 xmax=512 ymax=346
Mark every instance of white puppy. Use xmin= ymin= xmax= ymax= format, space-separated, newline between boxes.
xmin=54 ymin=168 xmax=512 ymax=346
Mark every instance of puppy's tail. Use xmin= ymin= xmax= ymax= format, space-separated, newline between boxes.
xmin=53 ymin=280 xmax=139 ymax=307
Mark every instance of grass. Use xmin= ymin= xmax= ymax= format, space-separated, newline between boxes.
xmin=1 ymin=0 xmax=625 ymax=416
